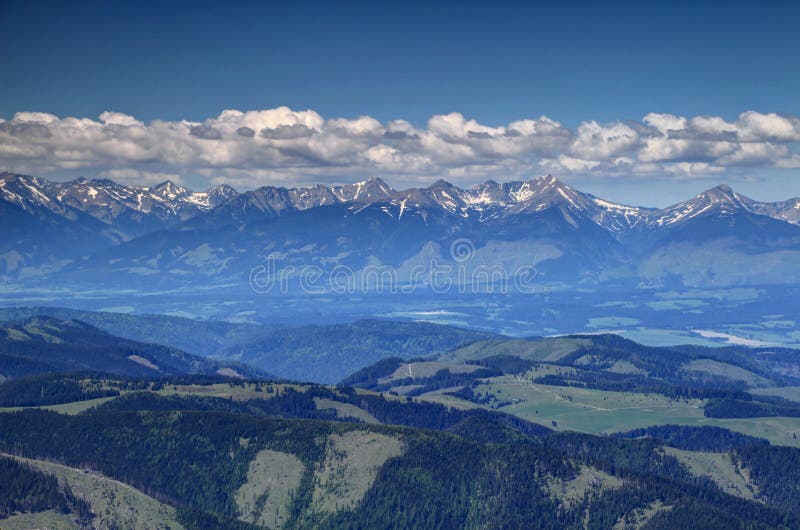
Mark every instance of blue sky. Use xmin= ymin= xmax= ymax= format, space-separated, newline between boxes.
xmin=1 ymin=0 xmax=798 ymax=205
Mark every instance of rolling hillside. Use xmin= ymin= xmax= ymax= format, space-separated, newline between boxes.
xmin=0 ymin=316 xmax=266 ymax=381
xmin=2 ymin=373 xmax=800 ymax=529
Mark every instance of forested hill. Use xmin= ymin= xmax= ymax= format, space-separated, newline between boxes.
xmin=0 ymin=316 xmax=266 ymax=380
xmin=0 ymin=308 xmax=497 ymax=383
xmin=1 ymin=374 xmax=800 ymax=529
xmin=0 ymin=306 xmax=263 ymax=357
xmin=217 ymin=319 xmax=498 ymax=383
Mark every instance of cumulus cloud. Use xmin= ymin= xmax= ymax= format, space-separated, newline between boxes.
xmin=260 ymin=123 xmax=316 ymax=139
xmin=99 ymin=111 xmax=144 ymax=127
xmin=643 ymin=113 xmax=687 ymax=134
xmin=190 ymin=124 xmax=223 ymax=140
xmin=570 ymin=121 xmax=639 ymax=160
xmin=0 ymin=106 xmax=798 ymax=188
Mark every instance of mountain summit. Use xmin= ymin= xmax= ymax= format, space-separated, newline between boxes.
xmin=0 ymin=172 xmax=238 ymax=237
xmin=650 ymin=184 xmax=786 ymax=229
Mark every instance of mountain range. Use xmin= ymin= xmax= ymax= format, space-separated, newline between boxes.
xmin=3 ymin=170 xmax=800 ymax=289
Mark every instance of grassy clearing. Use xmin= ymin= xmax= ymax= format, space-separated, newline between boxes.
xmin=0 ymin=396 xmax=118 ymax=415
xmin=0 ymin=509 xmax=79 ymax=530
xmin=308 ymin=431 xmax=403 ymax=516
xmin=413 ymin=390 xmax=483 ymax=410
xmin=480 ymin=376 xmax=706 ymax=433
xmin=697 ymin=417 xmax=800 ymax=448
xmin=235 ymin=449 xmax=305 ymax=529
xmin=440 ymin=338 xmax=588 ymax=363
xmin=751 ymin=386 xmax=800 ymax=403
xmin=612 ymin=501 xmax=672 ymax=530
xmin=472 ymin=377 xmax=800 ymax=447
xmin=313 ymin=398 xmax=379 ymax=424
xmin=544 ymin=465 xmax=623 ymax=509
xmin=5 ymin=453 xmax=184 ymax=530
xmin=575 ymin=355 xmax=648 ymax=375
xmin=606 ymin=360 xmax=645 ymax=375
xmin=662 ymin=447 xmax=759 ymax=501
xmin=379 ymin=361 xmax=483 ymax=384
xmin=385 ymin=384 xmax=424 ymax=395
xmin=680 ymin=359 xmax=773 ymax=388
xmin=45 ymin=396 xmax=119 ymax=415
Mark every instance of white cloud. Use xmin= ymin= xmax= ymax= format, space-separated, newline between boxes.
xmin=664 ymin=162 xmax=725 ymax=177
xmin=570 ymin=121 xmax=639 ymax=160
xmin=552 ymin=155 xmax=601 ymax=172
xmin=643 ymin=113 xmax=687 ymax=134
xmin=327 ymin=115 xmax=383 ymax=137
xmin=638 ymin=136 xmax=692 ymax=162
xmin=13 ymin=112 xmax=60 ymax=124
xmin=428 ymin=112 xmax=499 ymax=140
xmin=737 ymin=111 xmax=800 ymax=141
xmin=0 ymin=107 xmax=797 ymax=188
xmin=99 ymin=111 xmax=144 ymax=127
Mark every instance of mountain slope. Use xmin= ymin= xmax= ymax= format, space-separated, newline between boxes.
xmin=217 ymin=319 xmax=497 ymax=383
xmin=52 ymin=177 xmax=237 ymax=235
xmin=1 ymin=379 xmax=799 ymax=529
xmin=0 ymin=308 xmax=501 ymax=384
xmin=0 ymin=183 xmax=121 ymax=276
xmin=0 ymin=316 xmax=262 ymax=379
xmin=1 ymin=172 xmax=237 ymax=237
xmin=187 ymin=177 xmax=394 ymax=227
xmin=59 ymin=175 xmax=634 ymax=289
xmin=0 ymin=306 xmax=264 ymax=357
xmin=748 ymin=196 xmax=800 ymax=225
xmin=7 ymin=171 xmax=800 ymax=289
xmin=632 ymin=186 xmax=800 ymax=286
xmin=0 ymin=172 xmax=238 ymax=276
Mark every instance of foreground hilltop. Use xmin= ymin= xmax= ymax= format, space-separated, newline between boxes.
xmin=1 ymin=309 xmax=800 ymax=527
xmin=1 ymin=371 xmax=799 ymax=529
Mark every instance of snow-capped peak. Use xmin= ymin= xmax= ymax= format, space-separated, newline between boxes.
xmin=647 ymin=184 xmax=758 ymax=228
xmin=185 ymin=184 xmax=238 ymax=208
xmin=0 ymin=173 xmax=245 ymax=236
xmin=697 ymin=184 xmax=746 ymax=206
xmin=149 ymin=180 xmax=189 ymax=201
xmin=424 ymin=180 xmax=466 ymax=213
xmin=0 ymin=173 xmax=64 ymax=214
xmin=331 ymin=177 xmax=393 ymax=202
xmin=463 ymin=180 xmax=512 ymax=206
xmin=5 ymin=173 xmax=800 ymax=241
